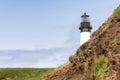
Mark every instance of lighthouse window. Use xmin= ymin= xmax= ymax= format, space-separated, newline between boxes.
xmin=83 ymin=28 xmax=88 ymax=32
xmin=82 ymin=17 xmax=89 ymax=22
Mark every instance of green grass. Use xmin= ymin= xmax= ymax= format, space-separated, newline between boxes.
xmin=112 ymin=46 xmax=118 ymax=53
xmin=114 ymin=36 xmax=120 ymax=45
xmin=91 ymin=55 xmax=109 ymax=80
xmin=79 ymin=49 xmax=84 ymax=56
xmin=113 ymin=5 xmax=120 ymax=16
xmin=0 ymin=68 xmax=53 ymax=80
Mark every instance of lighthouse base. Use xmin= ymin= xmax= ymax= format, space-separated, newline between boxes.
xmin=80 ymin=32 xmax=91 ymax=46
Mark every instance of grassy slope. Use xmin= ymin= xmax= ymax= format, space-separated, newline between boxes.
xmin=0 ymin=68 xmax=53 ymax=80
xmin=113 ymin=5 xmax=120 ymax=16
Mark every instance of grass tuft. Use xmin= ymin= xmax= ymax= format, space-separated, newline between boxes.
xmin=114 ymin=36 xmax=120 ymax=45
xmin=91 ymin=55 xmax=109 ymax=80
xmin=113 ymin=5 xmax=120 ymax=16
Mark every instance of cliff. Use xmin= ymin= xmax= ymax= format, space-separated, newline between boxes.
xmin=43 ymin=5 xmax=120 ymax=80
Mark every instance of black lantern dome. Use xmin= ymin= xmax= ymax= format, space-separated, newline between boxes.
xmin=79 ymin=13 xmax=92 ymax=32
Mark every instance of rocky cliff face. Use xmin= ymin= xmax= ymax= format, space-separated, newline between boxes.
xmin=43 ymin=5 xmax=120 ymax=80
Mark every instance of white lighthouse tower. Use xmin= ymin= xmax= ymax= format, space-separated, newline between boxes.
xmin=79 ymin=13 xmax=92 ymax=45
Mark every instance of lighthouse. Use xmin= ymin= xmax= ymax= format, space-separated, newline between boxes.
xmin=79 ymin=13 xmax=92 ymax=45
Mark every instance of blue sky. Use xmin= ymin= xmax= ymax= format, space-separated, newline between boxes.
xmin=0 ymin=0 xmax=119 ymax=67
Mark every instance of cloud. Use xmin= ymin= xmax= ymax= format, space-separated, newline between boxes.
xmin=0 ymin=22 xmax=80 ymax=68
xmin=0 ymin=47 xmax=77 ymax=68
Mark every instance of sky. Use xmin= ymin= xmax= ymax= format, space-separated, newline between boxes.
xmin=0 ymin=0 xmax=119 ymax=67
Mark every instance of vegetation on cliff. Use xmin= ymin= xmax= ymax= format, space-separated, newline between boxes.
xmin=91 ymin=55 xmax=109 ymax=80
xmin=43 ymin=5 xmax=120 ymax=80
xmin=113 ymin=5 xmax=120 ymax=16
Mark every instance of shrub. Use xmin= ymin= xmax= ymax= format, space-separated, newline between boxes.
xmin=113 ymin=5 xmax=120 ymax=16
xmin=112 ymin=46 xmax=117 ymax=53
xmin=91 ymin=55 xmax=109 ymax=80
xmin=114 ymin=36 xmax=120 ymax=45
xmin=79 ymin=49 xmax=84 ymax=55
